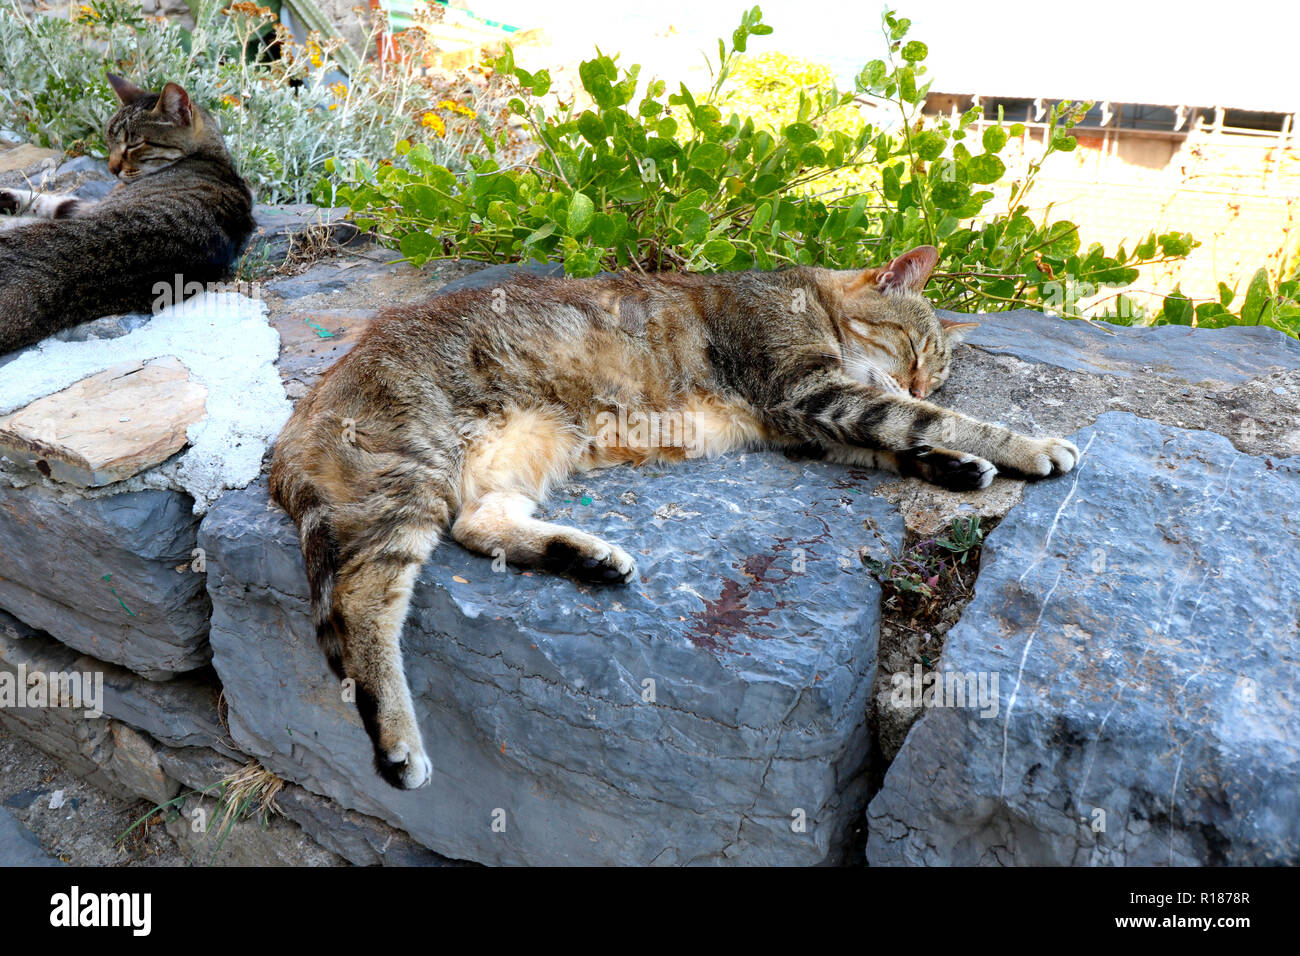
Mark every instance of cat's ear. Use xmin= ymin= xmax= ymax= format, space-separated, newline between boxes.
xmin=939 ymin=317 xmax=979 ymax=341
xmin=107 ymin=73 xmax=148 ymax=106
xmin=873 ymin=245 xmax=940 ymax=294
xmin=154 ymin=83 xmax=194 ymax=126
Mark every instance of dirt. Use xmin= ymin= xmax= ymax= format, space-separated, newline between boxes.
xmin=0 ymin=727 xmax=186 ymax=866
xmin=864 ymin=518 xmax=996 ymax=774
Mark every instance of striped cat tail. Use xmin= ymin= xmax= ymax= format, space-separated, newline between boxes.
xmin=268 ymin=470 xmax=345 ymax=674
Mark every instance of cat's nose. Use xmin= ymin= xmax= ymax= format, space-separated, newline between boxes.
xmin=108 ymin=154 xmax=122 ymax=177
xmin=910 ymin=384 xmax=928 ymax=399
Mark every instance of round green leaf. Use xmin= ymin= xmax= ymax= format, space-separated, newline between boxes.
xmin=404 ymin=184 xmax=446 ymax=220
xmin=577 ymin=111 xmax=606 ymax=145
xmin=965 ymin=153 xmax=1006 ymax=184
xmin=701 ymin=238 xmax=736 ymax=265
xmin=782 ymin=122 xmax=818 ymax=145
xmin=932 ymin=180 xmax=971 ymax=209
xmin=902 ymin=40 xmax=928 ymax=62
xmin=399 ymin=231 xmax=436 ymax=265
xmin=567 ymin=191 xmax=595 ymax=236
xmin=1051 ymin=131 xmax=1077 ymax=152
xmin=589 ymin=212 xmax=618 ymax=246
xmin=898 ymin=67 xmax=917 ymax=103
xmin=679 ymin=208 xmax=710 ymax=244
xmin=486 ymin=200 xmax=512 ymax=227
xmin=982 ymin=126 xmax=1008 ymax=153
xmin=674 ymin=188 xmax=709 ymax=211
xmin=691 ymin=142 xmax=728 ymax=170
xmin=913 ymin=130 xmax=946 ymax=160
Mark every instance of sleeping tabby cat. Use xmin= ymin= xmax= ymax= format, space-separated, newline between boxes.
xmin=0 ymin=75 xmax=254 ymax=355
xmin=270 ymin=244 xmax=1079 ymax=789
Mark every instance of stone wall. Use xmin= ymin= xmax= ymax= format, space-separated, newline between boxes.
xmin=1 ymin=147 xmax=1298 ymax=865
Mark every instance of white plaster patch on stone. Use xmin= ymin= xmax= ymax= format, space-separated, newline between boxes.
xmin=0 ymin=292 xmax=290 ymax=513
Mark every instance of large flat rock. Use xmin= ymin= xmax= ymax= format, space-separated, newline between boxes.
xmin=0 ymin=356 xmax=207 ymax=488
xmin=0 ymin=482 xmax=209 ymax=678
xmin=0 ymin=143 xmax=61 ymax=176
xmin=200 ymin=453 xmax=900 ymax=865
xmin=952 ymin=308 xmax=1300 ymax=384
xmin=867 ymin=412 xmax=1300 ymax=865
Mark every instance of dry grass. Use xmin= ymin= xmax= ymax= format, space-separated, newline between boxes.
xmin=216 ymin=761 xmax=285 ymax=832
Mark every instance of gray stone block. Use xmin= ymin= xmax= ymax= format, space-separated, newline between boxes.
xmin=867 ymin=412 xmax=1300 ymax=865
xmin=0 ymin=611 xmax=181 ymax=805
xmin=200 ymin=452 xmax=899 ymax=865
xmin=952 ymin=308 xmax=1300 ymax=383
xmin=93 ymin=659 xmax=236 ymax=759
xmin=0 ymin=481 xmax=209 ymax=678
xmin=0 ymin=808 xmax=62 ymax=866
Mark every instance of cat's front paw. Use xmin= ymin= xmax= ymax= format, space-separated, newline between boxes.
xmin=1020 ymin=436 xmax=1079 ymax=478
xmin=376 ymin=737 xmax=433 ymax=790
xmin=908 ymin=447 xmax=997 ymax=491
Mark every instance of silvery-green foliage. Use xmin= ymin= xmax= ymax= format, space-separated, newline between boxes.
xmin=0 ymin=0 xmax=489 ymax=203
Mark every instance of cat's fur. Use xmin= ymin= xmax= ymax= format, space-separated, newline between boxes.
xmin=0 ymin=75 xmax=254 ymax=355
xmin=270 ymin=245 xmax=1079 ymax=788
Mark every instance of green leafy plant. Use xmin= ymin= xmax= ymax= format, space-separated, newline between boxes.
xmin=931 ymin=514 xmax=984 ymax=564
xmin=324 ymin=6 xmax=1197 ymax=319
xmin=864 ymin=514 xmax=986 ymax=601
xmin=1146 ymin=268 xmax=1300 ymax=338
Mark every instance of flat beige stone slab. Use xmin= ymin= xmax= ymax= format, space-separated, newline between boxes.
xmin=0 ymin=143 xmax=61 ymax=175
xmin=0 ymin=356 xmax=207 ymax=487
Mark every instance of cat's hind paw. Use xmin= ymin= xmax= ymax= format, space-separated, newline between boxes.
xmin=376 ymin=738 xmax=433 ymax=790
xmin=540 ymin=535 xmax=638 ymax=585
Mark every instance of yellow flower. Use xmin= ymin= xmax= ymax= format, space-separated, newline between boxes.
xmin=221 ymin=94 xmax=241 ymax=108
xmin=76 ymin=4 xmax=99 ymax=21
xmin=421 ymin=112 xmax=446 ymax=137
xmin=227 ymin=2 xmax=274 ymax=17
xmin=329 ymin=81 xmax=348 ymax=99
xmin=438 ymin=99 xmax=476 ymax=118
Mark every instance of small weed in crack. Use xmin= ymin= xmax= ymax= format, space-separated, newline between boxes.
xmin=847 ymin=513 xmax=996 ymax=864
xmin=864 ymin=514 xmax=998 ymax=786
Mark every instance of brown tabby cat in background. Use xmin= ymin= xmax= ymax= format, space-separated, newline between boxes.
xmin=270 ymin=244 xmax=1080 ymax=789
xmin=0 ymin=75 xmax=254 ymax=355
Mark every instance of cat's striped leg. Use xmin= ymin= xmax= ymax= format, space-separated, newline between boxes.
xmin=275 ymin=444 xmax=455 ymax=790
xmin=788 ymin=441 xmax=997 ymax=491
xmin=770 ymin=371 xmax=1078 ymax=484
xmin=453 ymin=490 xmax=637 ymax=583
